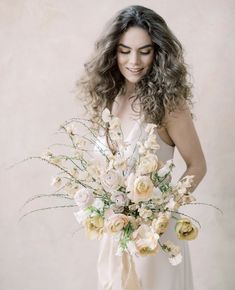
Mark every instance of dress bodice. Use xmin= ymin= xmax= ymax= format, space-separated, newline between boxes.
xmin=93 ymin=115 xmax=175 ymax=165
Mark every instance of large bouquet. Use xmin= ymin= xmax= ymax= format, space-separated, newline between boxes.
xmin=18 ymin=108 xmax=217 ymax=266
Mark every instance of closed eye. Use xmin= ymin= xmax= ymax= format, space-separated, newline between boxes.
xmin=119 ymin=51 xmax=152 ymax=55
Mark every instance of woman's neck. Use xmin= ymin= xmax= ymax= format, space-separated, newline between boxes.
xmin=123 ymin=81 xmax=136 ymax=98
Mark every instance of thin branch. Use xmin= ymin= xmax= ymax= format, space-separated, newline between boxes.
xmin=18 ymin=204 xmax=77 ymax=223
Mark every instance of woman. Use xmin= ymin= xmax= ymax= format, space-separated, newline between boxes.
xmin=76 ymin=5 xmax=207 ymax=290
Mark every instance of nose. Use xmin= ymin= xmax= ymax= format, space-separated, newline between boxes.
xmin=129 ymin=51 xmax=140 ymax=66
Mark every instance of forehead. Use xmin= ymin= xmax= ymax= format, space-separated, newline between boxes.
xmin=118 ymin=26 xmax=152 ymax=47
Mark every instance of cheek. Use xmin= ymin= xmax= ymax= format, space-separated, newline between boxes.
xmin=117 ymin=54 xmax=127 ymax=67
xmin=145 ymin=54 xmax=154 ymax=67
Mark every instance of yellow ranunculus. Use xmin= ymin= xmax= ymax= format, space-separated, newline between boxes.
xmin=84 ymin=215 xmax=104 ymax=240
xmin=152 ymin=213 xmax=170 ymax=235
xmin=175 ymin=218 xmax=198 ymax=240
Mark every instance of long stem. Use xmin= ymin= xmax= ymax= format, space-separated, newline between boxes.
xmin=18 ymin=204 xmax=77 ymax=223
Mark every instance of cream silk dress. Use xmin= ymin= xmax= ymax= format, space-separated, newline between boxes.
xmin=93 ymin=101 xmax=195 ymax=290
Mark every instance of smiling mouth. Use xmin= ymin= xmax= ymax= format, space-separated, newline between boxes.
xmin=127 ymin=68 xmax=144 ymax=74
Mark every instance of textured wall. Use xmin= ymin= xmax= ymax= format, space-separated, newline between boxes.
xmin=0 ymin=0 xmax=234 ymax=289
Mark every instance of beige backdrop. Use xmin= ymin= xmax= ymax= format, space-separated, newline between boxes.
xmin=0 ymin=0 xmax=234 ymax=289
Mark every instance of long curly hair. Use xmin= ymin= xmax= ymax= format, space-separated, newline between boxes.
xmin=76 ymin=5 xmax=194 ymax=129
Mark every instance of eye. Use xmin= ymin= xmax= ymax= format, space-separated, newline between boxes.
xmin=119 ymin=51 xmax=130 ymax=54
xmin=140 ymin=51 xmax=151 ymax=55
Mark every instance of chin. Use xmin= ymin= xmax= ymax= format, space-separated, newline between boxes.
xmin=125 ymin=75 xmax=143 ymax=84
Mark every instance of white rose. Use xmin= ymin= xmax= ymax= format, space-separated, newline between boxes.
xmin=92 ymin=198 xmax=105 ymax=210
xmin=101 ymin=169 xmax=123 ymax=191
xmin=132 ymin=224 xmax=160 ymax=256
xmin=74 ymin=188 xmax=94 ymax=209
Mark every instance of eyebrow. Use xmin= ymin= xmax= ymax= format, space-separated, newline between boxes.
xmin=118 ymin=43 xmax=153 ymax=49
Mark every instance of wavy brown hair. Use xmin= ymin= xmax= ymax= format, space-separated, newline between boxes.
xmin=75 ymin=5 xmax=194 ymax=129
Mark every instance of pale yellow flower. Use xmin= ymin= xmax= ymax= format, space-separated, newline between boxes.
xmin=71 ymin=167 xmax=79 ymax=178
xmin=113 ymin=157 xmax=128 ymax=171
xmin=51 ymin=176 xmax=62 ymax=188
xmin=84 ymin=215 xmax=104 ymax=240
xmin=86 ymin=163 xmax=101 ymax=178
xmin=65 ymin=182 xmax=80 ymax=197
xmin=144 ymin=134 xmax=160 ymax=150
xmin=105 ymin=214 xmax=129 ymax=233
xmin=50 ymin=156 xmax=63 ymax=166
xmin=132 ymin=176 xmax=154 ymax=202
xmin=138 ymin=206 xmax=152 ymax=219
xmin=152 ymin=213 xmax=170 ymax=235
xmin=137 ymin=153 xmax=159 ymax=175
xmin=180 ymin=193 xmax=196 ymax=204
xmin=109 ymin=117 xmax=121 ymax=130
xmin=175 ymin=218 xmax=198 ymax=240
xmin=65 ymin=123 xmax=76 ymax=135
xmin=73 ymin=136 xmax=87 ymax=149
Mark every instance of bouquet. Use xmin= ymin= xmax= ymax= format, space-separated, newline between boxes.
xmin=17 ymin=108 xmax=220 ymax=266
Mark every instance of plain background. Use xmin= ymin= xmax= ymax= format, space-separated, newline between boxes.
xmin=0 ymin=0 xmax=234 ymax=289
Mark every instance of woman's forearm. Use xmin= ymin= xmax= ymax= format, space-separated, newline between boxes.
xmin=178 ymin=164 xmax=207 ymax=193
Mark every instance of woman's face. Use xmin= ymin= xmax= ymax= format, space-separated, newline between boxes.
xmin=117 ymin=26 xmax=154 ymax=85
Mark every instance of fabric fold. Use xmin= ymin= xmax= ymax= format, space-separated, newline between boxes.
xmin=97 ymin=233 xmax=141 ymax=290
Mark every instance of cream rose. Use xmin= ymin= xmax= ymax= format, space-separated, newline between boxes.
xmin=127 ymin=176 xmax=154 ymax=203
xmin=132 ymin=224 xmax=160 ymax=256
xmin=152 ymin=213 xmax=170 ymax=235
xmin=105 ymin=214 xmax=129 ymax=233
xmin=84 ymin=215 xmax=104 ymax=240
xmin=175 ymin=218 xmax=198 ymax=240
xmin=137 ymin=153 xmax=159 ymax=175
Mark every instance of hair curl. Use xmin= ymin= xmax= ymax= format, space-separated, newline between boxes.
xmin=76 ymin=5 xmax=195 ymax=129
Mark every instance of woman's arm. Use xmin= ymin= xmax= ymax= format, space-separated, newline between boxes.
xmin=164 ymin=102 xmax=207 ymax=193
